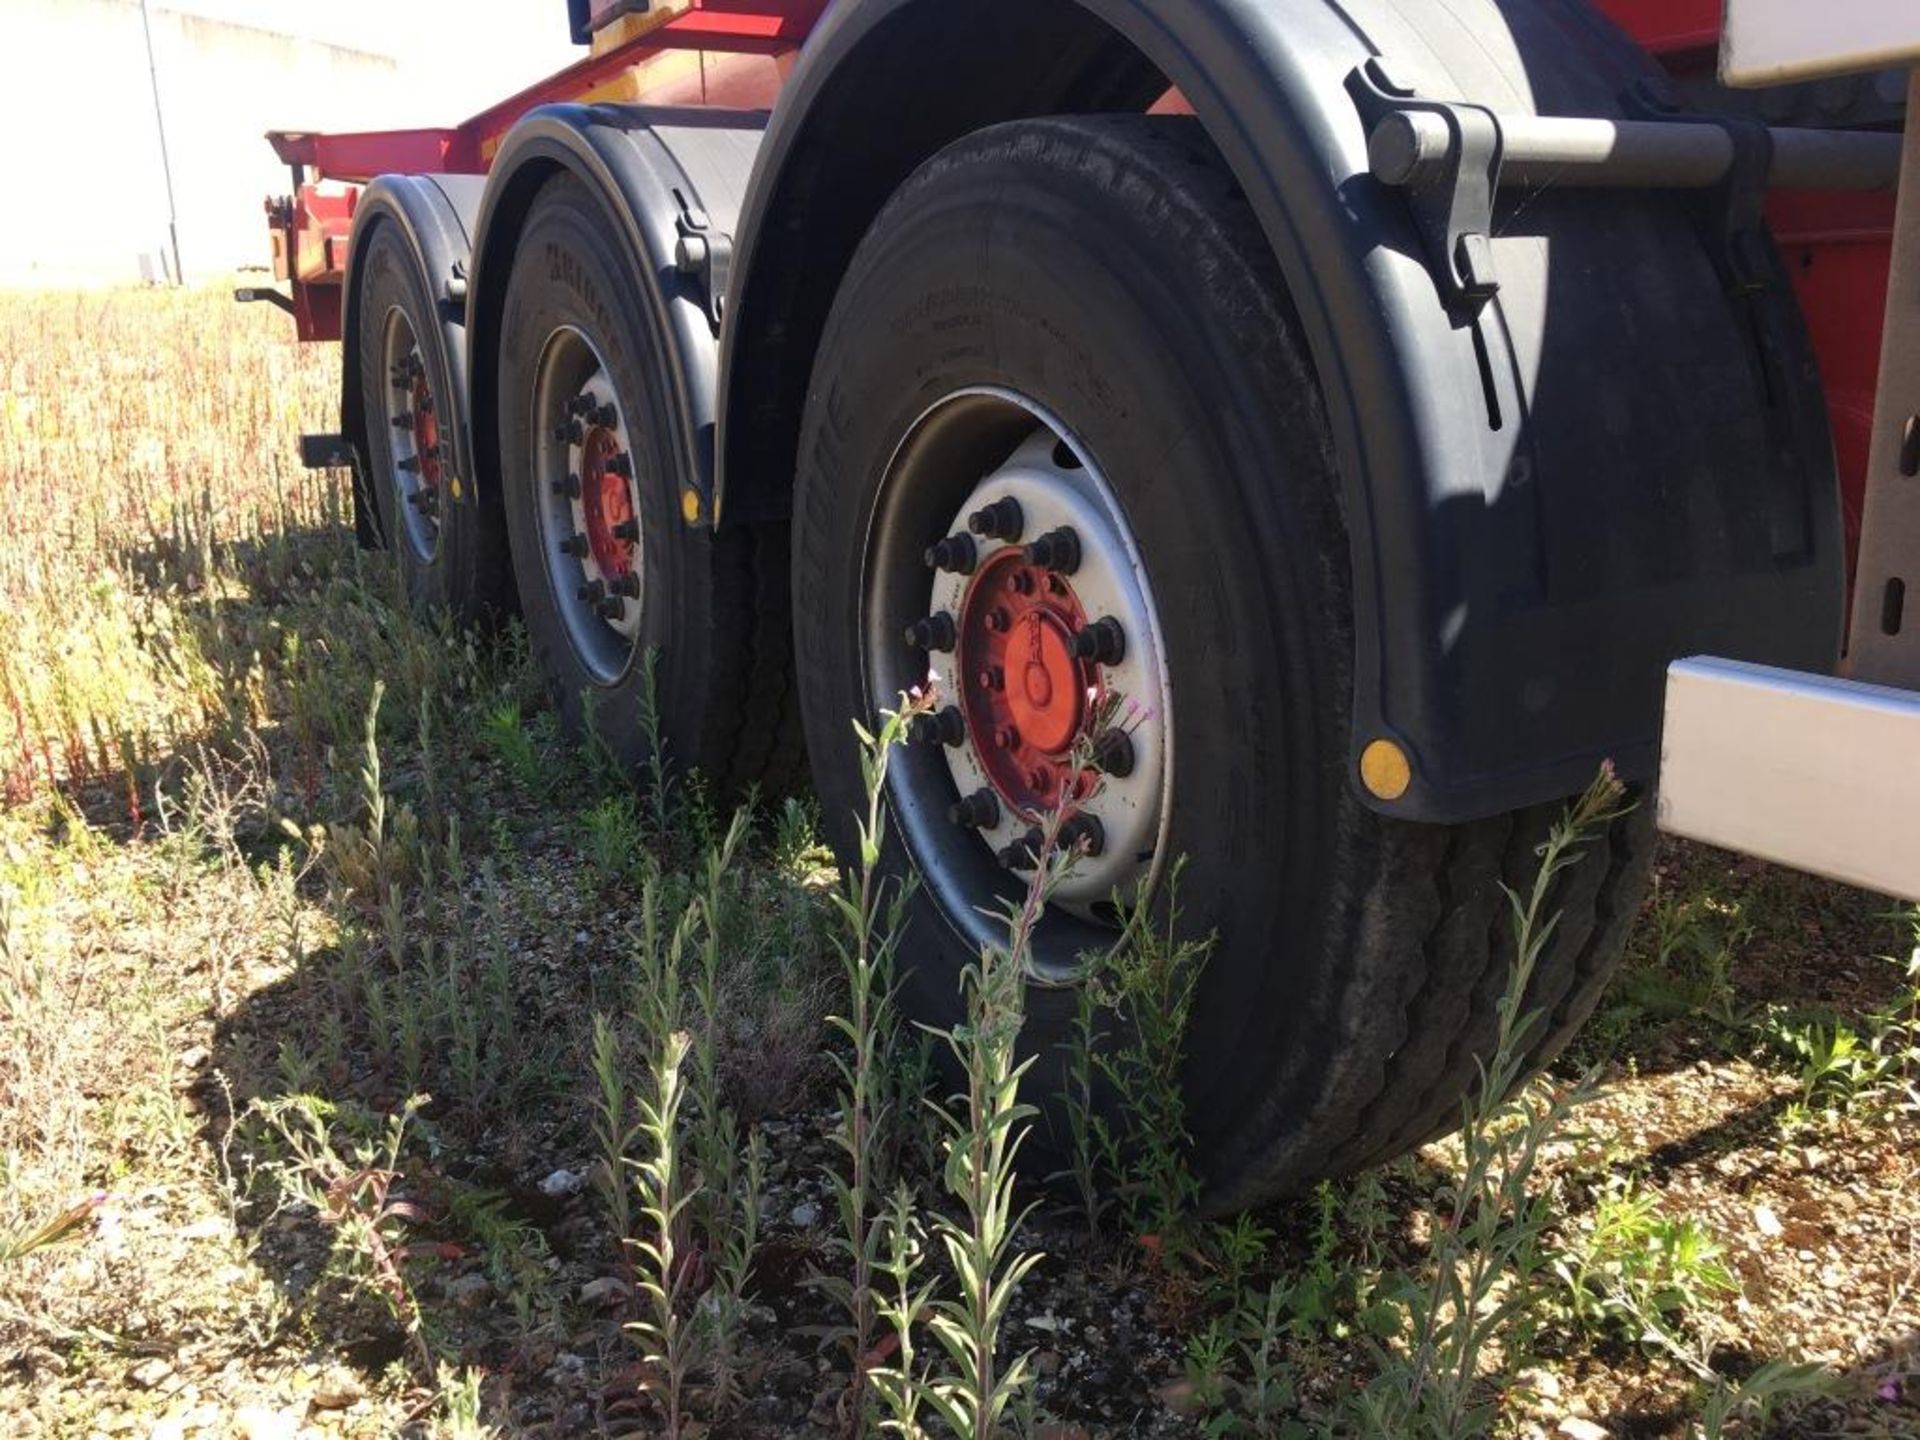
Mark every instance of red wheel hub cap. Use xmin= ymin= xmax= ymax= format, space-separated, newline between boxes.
xmin=410 ymin=374 xmax=442 ymax=491
xmin=958 ymin=548 xmax=1101 ymax=815
xmin=579 ymin=426 xmax=636 ymax=577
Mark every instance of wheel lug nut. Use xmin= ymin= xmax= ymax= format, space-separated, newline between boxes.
xmin=1027 ymin=766 xmax=1050 ymax=792
xmin=560 ymin=534 xmax=590 ymax=558
xmin=597 ymin=595 xmax=626 ymax=620
xmin=1070 ymin=616 xmax=1126 ymax=666
xmin=903 ymin=611 xmax=957 ymax=652
xmin=1061 ymin=813 xmax=1106 ymax=857
xmin=967 ymin=497 xmax=1024 ymax=542
xmin=613 ymin=518 xmax=640 ymax=542
xmin=1024 ymin=526 xmax=1082 ymax=575
xmin=608 ymin=572 xmax=641 ymax=598
xmin=567 ymin=395 xmax=595 ymax=418
xmin=910 ymin=706 xmax=966 ymax=747
xmin=391 ymin=413 xmax=413 ymax=430
xmin=984 ymin=608 xmax=1011 ymax=634
xmin=976 ymin=666 xmax=1004 ymax=692
xmin=592 ymin=403 xmax=618 ymax=428
xmin=947 ymin=788 xmax=1001 ymax=830
xmin=992 ymin=725 xmax=1019 ymax=751
xmin=552 ymin=472 xmax=582 ymax=499
xmin=1092 ymin=729 xmax=1136 ymax=778
xmin=554 ymin=420 xmax=585 ymax=445
xmin=924 ymin=533 xmax=978 ymax=574
xmin=578 ymin=578 xmax=606 ymax=603
xmin=1008 ymin=570 xmax=1036 ymax=596
xmin=996 ymin=826 xmax=1044 ymax=871
xmin=605 ymin=453 xmax=633 ymax=478
xmin=396 ymin=456 xmax=420 ymax=474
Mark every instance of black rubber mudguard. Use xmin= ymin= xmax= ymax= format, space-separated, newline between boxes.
xmin=713 ymin=0 xmax=1845 ymax=824
xmin=339 ymin=173 xmax=486 ymax=547
xmin=463 ymin=105 xmax=768 ymax=527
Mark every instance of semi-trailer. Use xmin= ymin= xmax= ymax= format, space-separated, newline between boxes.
xmin=248 ymin=0 xmax=1920 ymax=1208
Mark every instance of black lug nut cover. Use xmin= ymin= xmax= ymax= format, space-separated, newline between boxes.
xmin=967 ymin=496 xmax=1025 ymax=542
xmin=1060 ymin=813 xmax=1106 ymax=858
xmin=947 ymin=788 xmax=1002 ymax=830
xmin=903 ymin=612 xmax=958 ymax=652
xmin=910 ymin=706 xmax=967 ymax=748
xmin=924 ymin=533 xmax=978 ymax=574
xmin=1092 ymin=729 xmax=1136 ymax=778
xmin=1070 ymin=616 xmax=1126 ymax=666
xmin=1024 ymin=526 xmax=1082 ymax=575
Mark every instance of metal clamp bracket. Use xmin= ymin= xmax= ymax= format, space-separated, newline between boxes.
xmin=674 ymin=200 xmax=732 ymax=330
xmin=1349 ymin=59 xmax=1504 ymax=319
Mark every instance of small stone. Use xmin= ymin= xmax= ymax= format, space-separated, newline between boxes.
xmin=233 ymin=1406 xmax=301 ymax=1440
xmin=540 ymin=1167 xmax=585 ymax=1197
xmin=447 ymin=1273 xmax=493 ymax=1309
xmin=1520 ymin=1367 xmax=1563 ymax=1401
xmin=128 ymin=1357 xmax=173 ymax=1389
xmin=581 ymin=1276 xmax=632 ymax=1306
xmin=789 ymin=1200 xmax=821 ymax=1228
xmin=311 ymin=1368 xmax=364 ymax=1409
xmin=1557 ymin=1419 xmax=1612 ymax=1440
xmin=232 ymin=1413 xmax=299 ymax=1440
xmin=1754 ymin=1204 xmax=1783 ymax=1238
xmin=1156 ymin=1379 xmax=1202 ymax=1417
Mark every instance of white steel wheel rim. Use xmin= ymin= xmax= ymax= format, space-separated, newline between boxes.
xmin=380 ymin=308 xmax=441 ymax=563
xmin=863 ymin=388 xmax=1175 ymax=983
xmin=530 ymin=324 xmax=646 ymax=686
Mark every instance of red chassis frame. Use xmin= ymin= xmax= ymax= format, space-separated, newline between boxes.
xmin=263 ymin=0 xmax=1894 ymax=569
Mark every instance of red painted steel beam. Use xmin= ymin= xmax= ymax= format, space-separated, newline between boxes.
xmin=1589 ymin=0 xmax=1721 ymax=63
xmin=269 ymin=128 xmax=465 ymax=182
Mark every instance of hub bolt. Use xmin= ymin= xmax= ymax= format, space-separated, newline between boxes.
xmin=560 ymin=534 xmax=590 ymax=558
xmin=968 ymin=497 xmax=1024 ymax=542
xmin=1092 ymin=729 xmax=1136 ymax=778
xmin=996 ymin=826 xmax=1045 ymax=871
xmin=1008 ymin=570 xmax=1036 ymax=596
xmin=1070 ymin=616 xmax=1127 ymax=666
xmin=1027 ymin=766 xmax=1051 ymax=792
xmin=947 ymin=788 xmax=1002 ymax=830
xmin=552 ymin=472 xmax=582 ymax=500
xmin=613 ymin=518 xmax=640 ymax=543
xmin=910 ymin=706 xmax=966 ymax=748
xmin=992 ymin=725 xmax=1019 ymax=751
xmin=1060 ymin=813 xmax=1106 ymax=857
xmin=1024 ymin=526 xmax=1082 ymax=575
xmin=903 ymin=612 xmax=957 ymax=652
xmin=976 ymin=665 xmax=1004 ymax=692
xmin=984 ymin=608 xmax=1011 ymax=634
xmin=924 ymin=533 xmax=978 ymax=574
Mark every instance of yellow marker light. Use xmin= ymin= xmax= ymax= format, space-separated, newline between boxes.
xmin=1360 ymin=739 xmax=1412 ymax=801
xmin=449 ymin=477 xmax=463 ymax=501
xmin=681 ymin=488 xmax=702 ymax=525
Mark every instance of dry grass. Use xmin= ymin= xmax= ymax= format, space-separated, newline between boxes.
xmin=0 ymin=286 xmax=1913 ymax=1440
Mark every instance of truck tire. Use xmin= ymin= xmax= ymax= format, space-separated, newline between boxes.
xmin=791 ymin=115 xmax=1654 ymax=1209
xmin=355 ymin=221 xmax=508 ymax=620
xmin=496 ymin=173 xmax=803 ymax=795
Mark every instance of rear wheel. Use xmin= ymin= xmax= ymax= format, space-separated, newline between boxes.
xmin=792 ymin=116 xmax=1653 ymax=1209
xmin=497 ymin=174 xmax=803 ymax=794
xmin=354 ymin=221 xmax=506 ymax=619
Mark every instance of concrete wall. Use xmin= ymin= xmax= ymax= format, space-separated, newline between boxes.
xmin=0 ymin=1 xmax=566 ymax=286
